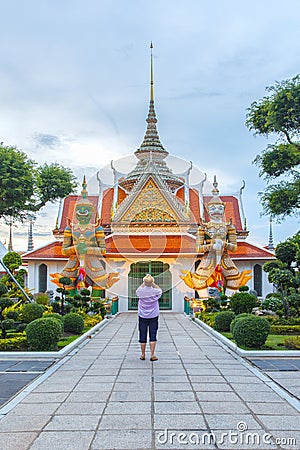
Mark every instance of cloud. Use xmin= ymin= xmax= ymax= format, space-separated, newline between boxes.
xmin=33 ymin=132 xmax=61 ymax=149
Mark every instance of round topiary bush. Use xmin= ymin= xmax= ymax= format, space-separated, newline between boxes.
xmin=214 ymin=311 xmax=235 ymax=332
xmin=63 ymin=313 xmax=84 ymax=334
xmin=232 ymin=316 xmax=270 ymax=349
xmin=43 ymin=313 xmax=63 ymax=322
xmin=229 ymin=292 xmax=258 ymax=315
xmin=230 ymin=313 xmax=254 ymax=334
xmin=26 ymin=317 xmax=63 ymax=351
xmin=21 ymin=303 xmax=44 ymax=323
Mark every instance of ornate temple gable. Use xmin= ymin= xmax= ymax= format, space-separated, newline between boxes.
xmin=112 ymin=173 xmax=189 ymax=225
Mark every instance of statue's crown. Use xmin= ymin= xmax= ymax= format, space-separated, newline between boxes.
xmin=76 ymin=176 xmax=94 ymax=207
xmin=207 ymin=176 xmax=225 ymax=207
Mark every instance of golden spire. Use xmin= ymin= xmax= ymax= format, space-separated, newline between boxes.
xmin=81 ymin=175 xmax=88 ymax=199
xmin=150 ymin=42 xmax=154 ymax=102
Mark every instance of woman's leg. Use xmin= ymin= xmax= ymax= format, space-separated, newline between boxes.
xmin=138 ymin=317 xmax=147 ymax=359
xmin=149 ymin=316 xmax=158 ymax=359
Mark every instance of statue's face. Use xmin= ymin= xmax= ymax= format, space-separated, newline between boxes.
xmin=75 ymin=204 xmax=93 ymax=224
xmin=208 ymin=203 xmax=224 ymax=220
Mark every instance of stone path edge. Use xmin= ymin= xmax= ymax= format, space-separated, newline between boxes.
xmin=0 ymin=315 xmax=118 ymax=417
xmin=194 ymin=317 xmax=300 ymax=357
xmin=192 ymin=316 xmax=300 ymax=413
xmin=0 ymin=315 xmax=115 ymax=360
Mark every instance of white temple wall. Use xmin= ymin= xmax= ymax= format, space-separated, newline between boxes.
xmin=27 ymin=255 xmax=274 ymax=309
xmin=234 ymin=259 xmax=274 ymax=298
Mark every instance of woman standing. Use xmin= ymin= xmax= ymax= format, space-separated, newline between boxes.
xmin=136 ymin=274 xmax=162 ymax=361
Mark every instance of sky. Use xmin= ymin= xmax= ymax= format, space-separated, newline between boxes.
xmin=0 ymin=0 xmax=299 ymax=251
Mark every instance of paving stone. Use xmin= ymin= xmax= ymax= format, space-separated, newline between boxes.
xmin=55 ymin=402 xmax=106 ymax=415
xmin=0 ymin=414 xmax=51 ymax=432
xmin=67 ymin=391 xmax=110 ymax=403
xmin=154 ymin=391 xmax=195 ymax=402
xmin=189 ymin=375 xmax=225 ymax=383
xmin=247 ymin=401 xmax=298 ymax=415
xmin=22 ymin=392 xmax=69 ymax=403
xmin=153 ymin=382 xmax=193 ymax=391
xmin=0 ymin=431 xmax=38 ymax=450
xmin=192 ymin=383 xmax=234 ymax=392
xmin=154 ymin=413 xmax=207 ymax=430
xmin=195 ymin=391 xmax=241 ymax=402
xmin=104 ymin=401 xmax=151 ymax=415
xmin=98 ymin=413 xmax=152 ymax=429
xmin=155 ymin=401 xmax=201 ymax=414
xmin=73 ymin=382 xmax=114 ymax=392
xmin=237 ymin=391 xmax=284 ymax=403
xmin=258 ymin=415 xmax=300 ymax=431
xmin=205 ymin=414 xmax=262 ymax=430
xmin=91 ymin=429 xmax=152 ymax=449
xmin=154 ymin=375 xmax=189 ymax=383
xmin=201 ymin=401 xmax=251 ymax=414
xmin=30 ymin=431 xmax=94 ymax=450
xmin=109 ymin=390 xmax=152 ymax=402
xmin=10 ymin=402 xmax=60 ymax=416
xmin=113 ymin=382 xmax=152 ymax=391
xmin=44 ymin=414 xmax=99 ymax=431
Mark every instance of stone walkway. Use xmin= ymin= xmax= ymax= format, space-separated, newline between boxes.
xmin=0 ymin=313 xmax=299 ymax=450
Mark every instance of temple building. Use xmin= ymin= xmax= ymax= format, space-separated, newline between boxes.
xmin=23 ymin=48 xmax=275 ymax=311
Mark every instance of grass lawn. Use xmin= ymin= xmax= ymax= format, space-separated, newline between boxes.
xmin=57 ymin=326 xmax=92 ymax=349
xmin=221 ymin=332 xmax=296 ymax=350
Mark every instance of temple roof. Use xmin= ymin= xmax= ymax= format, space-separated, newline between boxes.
xmin=52 ymin=188 xmax=246 ymax=238
xmin=23 ymin=238 xmax=275 ymax=260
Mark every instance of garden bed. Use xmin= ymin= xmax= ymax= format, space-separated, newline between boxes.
xmin=221 ymin=331 xmax=297 ymax=351
xmin=0 ymin=316 xmax=112 ymax=359
xmin=194 ymin=317 xmax=300 ymax=357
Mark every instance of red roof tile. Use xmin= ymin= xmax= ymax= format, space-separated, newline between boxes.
xmin=229 ymin=241 xmax=275 ymax=259
xmin=189 ymin=188 xmax=200 ymax=222
xmin=101 ymin=188 xmax=114 ymax=225
xmin=23 ymin=241 xmax=67 ymax=260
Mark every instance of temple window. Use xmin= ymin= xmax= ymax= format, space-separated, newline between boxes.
xmin=38 ymin=263 xmax=48 ymax=293
xmin=253 ymin=264 xmax=262 ymax=297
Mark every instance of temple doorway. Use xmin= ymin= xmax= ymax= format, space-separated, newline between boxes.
xmin=128 ymin=261 xmax=172 ymax=310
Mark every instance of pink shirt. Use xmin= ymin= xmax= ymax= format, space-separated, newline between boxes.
xmin=136 ymin=285 xmax=162 ymax=319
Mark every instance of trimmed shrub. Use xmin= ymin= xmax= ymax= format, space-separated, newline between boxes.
xmin=43 ymin=313 xmax=63 ymax=322
xmin=26 ymin=318 xmax=63 ymax=351
xmin=83 ymin=314 xmax=102 ymax=328
xmin=21 ymin=303 xmax=44 ymax=323
xmin=284 ymin=336 xmax=300 ymax=349
xmin=35 ymin=293 xmax=49 ymax=306
xmin=0 ymin=336 xmax=27 ymax=351
xmin=239 ymin=285 xmax=249 ymax=292
xmin=229 ymin=292 xmax=258 ymax=315
xmin=197 ymin=312 xmax=219 ymax=328
xmin=214 ymin=311 xmax=235 ymax=332
xmin=230 ymin=313 xmax=254 ymax=334
xmin=15 ymin=323 xmax=27 ymax=333
xmin=63 ymin=313 xmax=84 ymax=334
xmin=270 ymin=325 xmax=300 ymax=335
xmin=232 ymin=316 xmax=270 ymax=348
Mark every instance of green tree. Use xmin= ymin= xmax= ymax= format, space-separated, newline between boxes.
xmin=263 ymin=231 xmax=300 ymax=318
xmin=246 ymin=75 xmax=300 ymax=219
xmin=0 ymin=144 xmax=77 ymax=221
